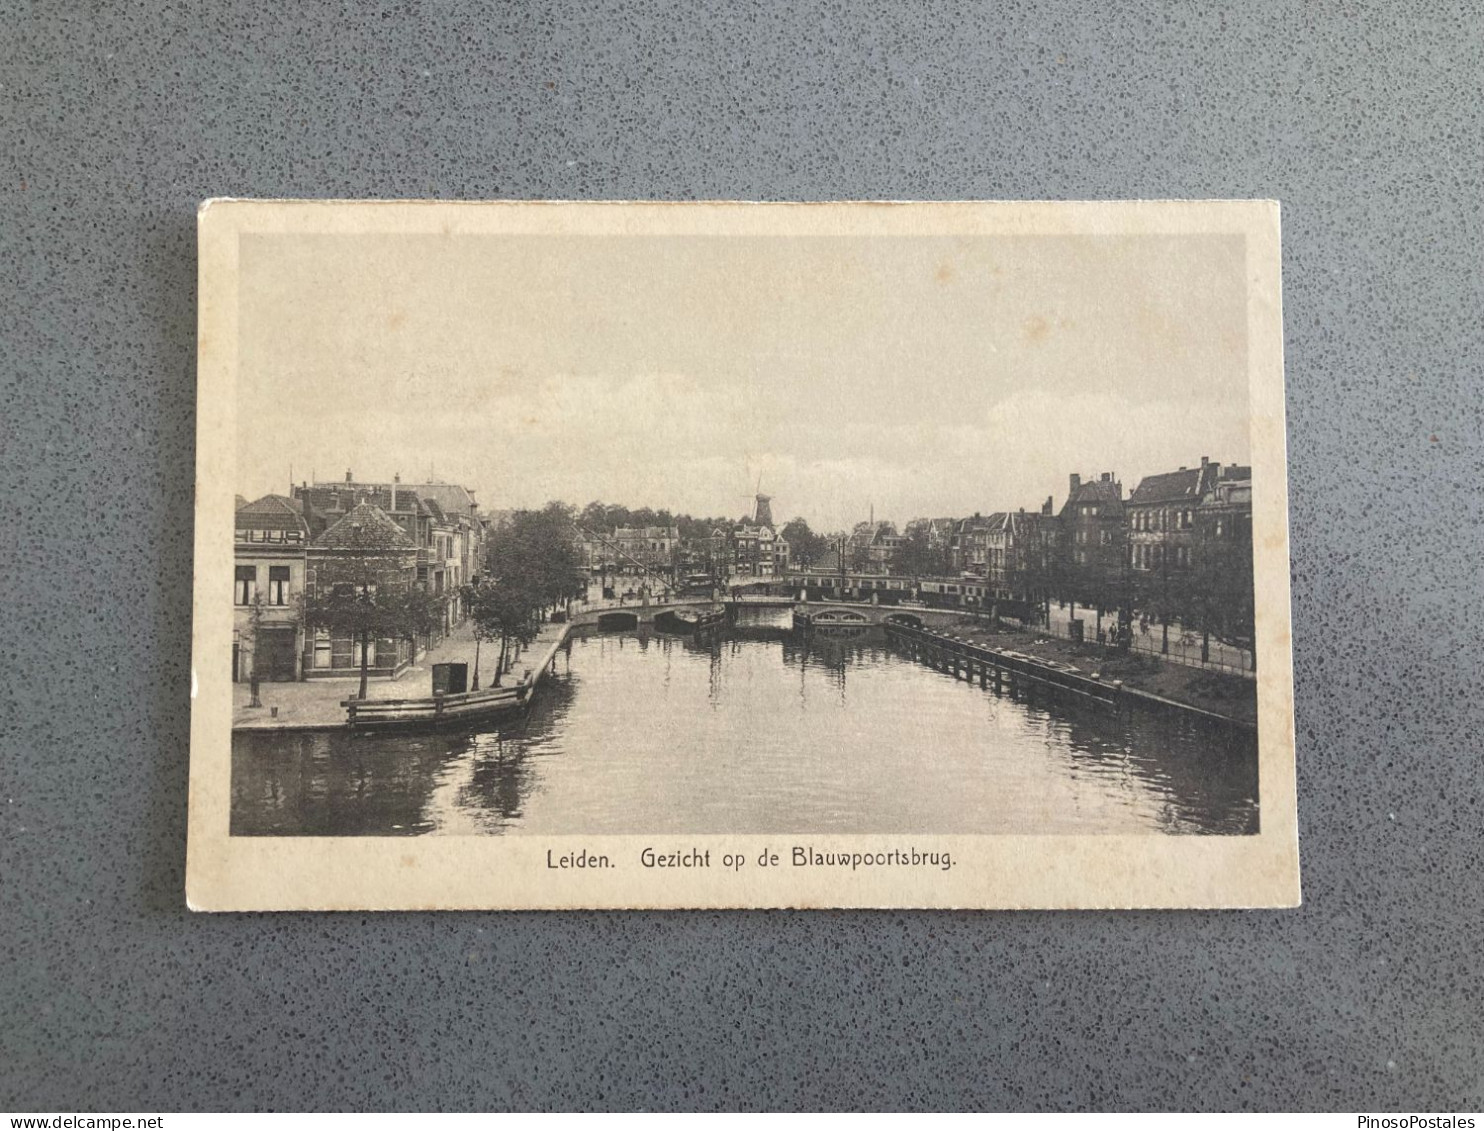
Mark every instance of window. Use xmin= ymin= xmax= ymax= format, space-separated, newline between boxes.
xmin=234 ymin=565 xmax=256 ymax=605
xmin=1100 ymin=530 xmax=1111 ymax=544
xmin=268 ymin=566 xmax=290 ymax=605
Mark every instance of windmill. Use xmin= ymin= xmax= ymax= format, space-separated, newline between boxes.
xmin=734 ymin=472 xmax=773 ymax=528
xmin=725 ymin=473 xmax=781 ymax=587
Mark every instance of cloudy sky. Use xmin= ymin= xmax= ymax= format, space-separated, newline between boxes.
xmin=237 ymin=230 xmax=1250 ymax=531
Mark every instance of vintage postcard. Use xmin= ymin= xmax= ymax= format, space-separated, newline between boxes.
xmin=188 ymin=199 xmax=1298 ymax=910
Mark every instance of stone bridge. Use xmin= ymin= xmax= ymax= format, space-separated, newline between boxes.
xmin=569 ymin=596 xmax=715 ymax=631
xmin=570 ymin=596 xmax=972 ymax=632
xmin=795 ymin=603 xmax=931 ymax=628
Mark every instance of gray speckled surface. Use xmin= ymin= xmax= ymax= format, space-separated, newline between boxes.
xmin=3 ymin=0 xmax=1481 ymax=1112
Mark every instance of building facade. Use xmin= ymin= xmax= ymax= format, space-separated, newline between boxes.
xmin=846 ymin=521 xmax=903 ymax=573
xmin=236 ymin=470 xmax=486 ymax=684
xmin=295 ymin=471 xmax=486 ymax=643
xmin=1194 ymin=463 xmax=1255 ymax=643
xmin=730 ymin=494 xmax=790 ymax=579
xmin=984 ymin=501 xmax=1056 ymax=605
xmin=1126 ymin=458 xmax=1222 ymax=576
xmin=1059 ymin=472 xmax=1125 ymax=571
xmin=949 ymin=515 xmax=993 ymax=576
xmin=611 ymin=525 xmax=680 ymax=575
xmin=233 ymin=495 xmax=310 ymax=682
xmin=302 ymin=500 xmax=421 ymax=679
xmin=732 ymin=521 xmax=780 ymax=577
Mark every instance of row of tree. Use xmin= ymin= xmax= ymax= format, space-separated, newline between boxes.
xmin=1001 ymin=525 xmax=1256 ymax=659
xmin=575 ymin=501 xmax=741 ymax=542
xmin=464 ymin=503 xmax=587 ymax=689
xmin=766 ymin=511 xmax=1253 ymax=656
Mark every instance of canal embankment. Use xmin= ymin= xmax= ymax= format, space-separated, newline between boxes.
xmin=232 ymin=617 xmax=571 ymax=732
xmin=913 ymin=617 xmax=1257 ymax=728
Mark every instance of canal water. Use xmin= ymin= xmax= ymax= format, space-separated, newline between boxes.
xmin=231 ymin=610 xmax=1259 ymax=837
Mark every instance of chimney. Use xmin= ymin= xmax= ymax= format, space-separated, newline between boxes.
xmin=1201 ymin=455 xmax=1209 ymax=467
xmin=345 ymin=469 xmax=353 ymax=484
xmin=1070 ymin=473 xmax=1081 ymax=493
xmin=1100 ymin=472 xmax=1111 ymax=484
xmin=1043 ymin=495 xmax=1054 ymax=516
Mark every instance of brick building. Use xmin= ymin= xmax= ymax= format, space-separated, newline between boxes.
xmin=984 ymin=498 xmax=1056 ymax=605
xmin=302 ymin=500 xmax=420 ymax=679
xmin=233 ymin=494 xmax=310 ymax=682
xmin=949 ymin=514 xmax=993 ymax=576
xmin=611 ymin=525 xmax=680 ymax=575
xmin=1059 ymin=472 xmax=1124 ymax=571
xmin=1126 ymin=458 xmax=1222 ymax=576
xmin=295 ymin=471 xmax=485 ymax=636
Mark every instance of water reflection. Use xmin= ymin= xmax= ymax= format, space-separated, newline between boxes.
xmin=232 ymin=613 xmax=1258 ymax=837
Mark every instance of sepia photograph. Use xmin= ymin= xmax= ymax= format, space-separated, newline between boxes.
xmin=189 ymin=200 xmax=1298 ymax=910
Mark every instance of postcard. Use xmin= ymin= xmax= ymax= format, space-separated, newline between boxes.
xmin=188 ymin=199 xmax=1298 ymax=910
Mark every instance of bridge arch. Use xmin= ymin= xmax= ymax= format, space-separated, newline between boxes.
xmin=808 ymin=607 xmax=872 ymax=624
xmin=883 ymin=612 xmax=924 ymax=628
xmin=596 ymin=610 xmax=639 ymax=630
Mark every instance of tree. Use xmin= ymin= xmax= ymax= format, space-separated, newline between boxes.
xmin=1189 ymin=509 xmax=1255 ymax=667
xmin=1007 ymin=524 xmax=1056 ymax=627
xmin=488 ymin=503 xmax=586 ymax=616
xmin=780 ymin=517 xmax=828 ymax=568
xmin=897 ymin=519 xmax=951 ymax=579
xmin=305 ymin=578 xmax=415 ymax=700
xmin=242 ymin=590 xmax=266 ymax=707
xmin=847 ymin=523 xmax=875 ymax=572
xmin=465 ymin=577 xmax=540 ymax=686
xmin=473 ymin=504 xmax=589 ymax=685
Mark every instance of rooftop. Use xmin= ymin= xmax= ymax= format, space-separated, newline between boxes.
xmin=314 ymin=502 xmax=416 ymax=551
xmin=236 ymin=494 xmax=309 ymax=533
xmin=1129 ymin=461 xmax=1222 ymax=506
